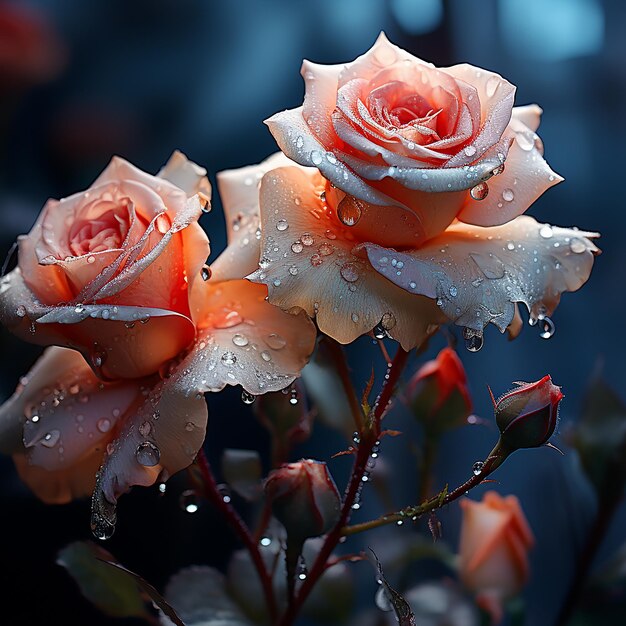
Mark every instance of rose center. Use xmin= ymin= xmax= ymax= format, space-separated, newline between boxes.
xmin=68 ymin=197 xmax=132 ymax=256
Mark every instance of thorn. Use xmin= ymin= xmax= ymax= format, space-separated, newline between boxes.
xmin=544 ymin=442 xmax=565 ymax=455
xmin=487 ymin=385 xmax=497 ymax=410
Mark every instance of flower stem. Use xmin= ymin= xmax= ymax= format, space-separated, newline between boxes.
xmin=341 ymin=440 xmax=510 ymax=536
xmin=196 ymin=450 xmax=278 ymax=622
xmin=277 ymin=347 xmax=409 ymax=626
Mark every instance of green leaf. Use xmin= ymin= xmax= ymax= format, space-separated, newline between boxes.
xmin=56 ymin=541 xmax=150 ymax=620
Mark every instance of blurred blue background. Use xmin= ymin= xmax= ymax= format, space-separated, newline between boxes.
xmin=0 ymin=1 xmax=624 ymax=624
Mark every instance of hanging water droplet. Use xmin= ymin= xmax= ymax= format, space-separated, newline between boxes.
xmin=158 ymin=482 xmax=167 ymax=494
xmin=352 ymin=431 xmax=361 ymax=444
xmin=463 ymin=328 xmax=484 ymax=352
xmin=337 ymin=196 xmax=363 ymax=227
xmin=201 ymin=265 xmax=211 ymax=281
xmin=221 ymin=351 xmax=237 ymax=366
xmin=135 ymin=441 xmax=160 ymax=467
xmin=241 ymin=390 xmax=255 ymax=404
xmin=538 ymin=316 xmax=555 ymax=339
xmin=276 ymin=219 xmax=289 ymax=232
xmin=289 ymin=388 xmax=298 ymax=405
xmin=180 ymin=489 xmax=199 ymax=513
xmin=90 ymin=488 xmax=116 ymax=540
xmin=472 ymin=461 xmax=484 ymax=475
xmin=218 ymin=483 xmax=232 ymax=503
xmin=373 ymin=323 xmax=387 ymax=340
xmin=470 ymin=182 xmax=489 ymax=201
xmin=298 ymin=557 xmax=308 ymax=581
xmin=381 ymin=312 xmax=396 ymax=330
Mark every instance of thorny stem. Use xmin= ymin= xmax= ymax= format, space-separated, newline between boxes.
xmin=196 ymin=450 xmax=278 ymax=622
xmin=341 ymin=440 xmax=510 ymax=536
xmin=277 ymin=346 xmax=409 ymax=626
xmin=324 ymin=337 xmax=364 ymax=431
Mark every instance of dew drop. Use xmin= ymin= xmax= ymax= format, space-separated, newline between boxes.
xmin=260 ymin=536 xmax=272 ymax=547
xmin=291 ymin=241 xmax=304 ymax=253
xmin=340 ymin=262 xmax=359 ymax=283
xmin=373 ymin=323 xmax=387 ymax=340
xmin=472 ymin=461 xmax=484 ymax=476
xmin=318 ymin=242 xmax=333 ymax=256
xmin=138 ymin=421 xmax=151 ymax=437
xmin=464 ymin=145 xmax=477 ymax=157
xmin=97 ymin=418 xmax=111 ymax=433
xmin=380 ymin=312 xmax=396 ymax=330
xmin=201 ymin=265 xmax=211 ymax=281
xmin=265 ymin=333 xmax=287 ymax=350
xmin=492 ymin=163 xmax=505 ymax=176
xmin=463 ymin=328 xmax=484 ymax=352
xmin=539 ymin=225 xmax=553 ymax=239
xmin=569 ymin=238 xmax=586 ymax=254
xmin=232 ymin=333 xmax=249 ymax=347
xmin=260 ymin=350 xmax=272 ymax=362
xmin=502 ymin=188 xmax=515 ymax=202
xmin=221 ymin=351 xmax=237 ymax=366
xmin=470 ymin=182 xmax=489 ymax=201
xmin=449 ymin=285 xmax=458 ymax=297
xmin=311 ymin=151 xmax=323 ymax=166
xmin=310 ymin=254 xmax=323 ymax=267
xmin=301 ymin=233 xmax=314 ymax=246
xmin=241 ymin=390 xmax=255 ymax=405
xmin=276 ymin=219 xmax=289 ymax=232
xmin=135 ymin=441 xmax=160 ymax=467
xmin=337 ymin=196 xmax=363 ymax=227
xmin=41 ymin=429 xmax=60 ymax=448
xmin=180 ymin=489 xmax=199 ymax=513
xmin=87 ymin=255 xmax=96 ymax=264
xmin=538 ymin=316 xmax=555 ymax=340
xmin=16 ymin=305 xmax=26 ymax=318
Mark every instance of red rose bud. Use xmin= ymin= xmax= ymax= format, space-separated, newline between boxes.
xmin=406 ymin=347 xmax=472 ymax=435
xmin=495 ymin=376 xmax=563 ymax=450
xmin=264 ymin=459 xmax=340 ymax=540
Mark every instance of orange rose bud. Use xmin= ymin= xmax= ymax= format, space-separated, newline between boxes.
xmin=265 ymin=459 xmax=340 ymax=540
xmin=406 ymin=347 xmax=472 ymax=435
xmin=495 ymin=375 xmax=563 ymax=450
xmin=459 ymin=491 xmax=534 ymax=621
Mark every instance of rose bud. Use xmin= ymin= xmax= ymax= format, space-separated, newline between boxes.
xmin=459 ymin=491 xmax=534 ymax=623
xmin=495 ymin=375 xmax=563 ymax=450
xmin=406 ymin=347 xmax=472 ymax=436
xmin=265 ymin=459 xmax=340 ymax=541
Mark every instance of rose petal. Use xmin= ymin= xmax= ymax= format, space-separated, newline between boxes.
xmin=457 ymin=107 xmax=563 ymax=226
xmin=248 ymin=167 xmax=444 ymax=349
xmin=158 ymin=150 xmax=212 ymax=199
xmin=444 ymin=65 xmax=516 ymax=168
xmin=0 ymin=269 xmax=196 ymax=379
xmin=363 ymin=216 xmax=599 ymax=334
xmin=192 ymin=280 xmax=317 ymax=394
xmin=211 ymin=152 xmax=296 ymax=282
xmin=0 ymin=346 xmax=144 ymax=503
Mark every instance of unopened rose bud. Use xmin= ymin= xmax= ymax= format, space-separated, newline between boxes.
xmin=265 ymin=459 xmax=340 ymax=540
xmin=459 ymin=491 xmax=534 ymax=623
xmin=495 ymin=375 xmax=563 ymax=450
xmin=406 ymin=347 xmax=472 ymax=436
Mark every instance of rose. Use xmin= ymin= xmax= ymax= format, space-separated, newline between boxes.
xmin=265 ymin=459 xmax=340 ymax=540
xmin=0 ymin=151 xmax=212 ymax=379
xmin=0 ymin=155 xmax=316 ymax=533
xmin=252 ymin=36 xmax=599 ymax=350
xmin=494 ymin=375 xmax=563 ymax=451
xmin=405 ymin=346 xmax=472 ymax=436
xmin=459 ymin=491 xmax=534 ymax=623
xmin=267 ymin=32 xmax=562 ymax=245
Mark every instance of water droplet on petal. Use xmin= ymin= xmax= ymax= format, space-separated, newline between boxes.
xmin=340 ymin=262 xmax=359 ymax=283
xmin=201 ymin=265 xmax=211 ymax=281
xmin=502 ymin=188 xmax=515 ymax=202
xmin=136 ymin=441 xmax=160 ymax=467
xmin=265 ymin=333 xmax=287 ymax=349
xmin=470 ymin=182 xmax=489 ymax=201
xmin=97 ymin=418 xmax=111 ymax=433
xmin=464 ymin=145 xmax=477 ymax=157
xmin=318 ymin=242 xmax=333 ymax=256
xmin=539 ymin=225 xmax=553 ymax=239
xmin=291 ymin=241 xmax=304 ymax=253
xmin=301 ymin=233 xmax=314 ymax=246
xmin=311 ymin=151 xmax=323 ymax=166
xmin=232 ymin=333 xmax=249 ymax=347
xmin=381 ymin=312 xmax=396 ymax=330
xmin=138 ymin=421 xmax=151 ymax=437
xmin=310 ymin=254 xmax=323 ymax=267
xmin=337 ymin=196 xmax=363 ymax=227
xmin=449 ymin=285 xmax=458 ymax=297
xmin=260 ymin=350 xmax=272 ymax=362
xmin=221 ymin=351 xmax=237 ymax=366
xmin=41 ymin=429 xmax=60 ymax=448
xmin=16 ymin=305 xmax=26 ymax=317
xmin=276 ymin=219 xmax=289 ymax=232
xmin=492 ymin=163 xmax=505 ymax=176
xmin=569 ymin=238 xmax=586 ymax=254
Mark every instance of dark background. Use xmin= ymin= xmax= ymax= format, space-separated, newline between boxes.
xmin=0 ymin=1 xmax=625 ymax=625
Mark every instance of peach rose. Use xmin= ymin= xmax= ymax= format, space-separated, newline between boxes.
xmin=459 ymin=491 xmax=534 ymax=623
xmin=0 ymin=155 xmax=316 ymax=536
xmin=267 ymin=33 xmax=562 ymax=243
xmin=0 ymin=151 xmax=213 ymax=379
xmin=250 ymin=35 xmax=600 ymax=350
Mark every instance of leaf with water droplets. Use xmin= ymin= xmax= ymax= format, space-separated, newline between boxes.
xmin=370 ymin=550 xmax=416 ymax=625
xmin=56 ymin=541 xmax=151 ymax=620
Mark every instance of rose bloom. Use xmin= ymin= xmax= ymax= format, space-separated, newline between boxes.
xmin=248 ymin=35 xmax=599 ymax=349
xmin=0 ymin=153 xmax=316 ymax=536
xmin=459 ymin=491 xmax=534 ymax=623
